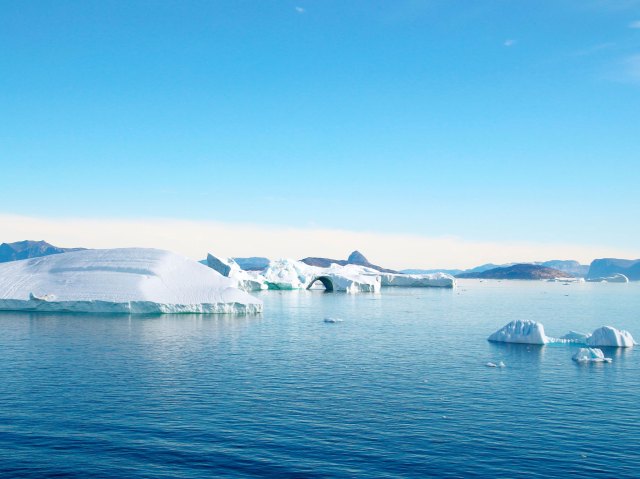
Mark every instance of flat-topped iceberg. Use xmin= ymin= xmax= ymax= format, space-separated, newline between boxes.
xmin=586 ymin=273 xmax=630 ymax=283
xmin=0 ymin=248 xmax=263 ymax=314
xmin=488 ymin=320 xmax=550 ymax=344
xmin=572 ymin=348 xmax=612 ymax=363
xmin=380 ymin=272 xmax=456 ymax=288
xmin=586 ymin=326 xmax=635 ymax=347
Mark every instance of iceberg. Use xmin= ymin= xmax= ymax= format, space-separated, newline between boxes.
xmin=307 ymin=264 xmax=381 ymax=293
xmin=488 ymin=320 xmax=550 ymax=345
xmin=262 ymin=258 xmax=308 ymax=290
xmin=380 ymin=272 xmax=456 ymax=288
xmin=206 ymin=253 xmax=240 ymax=277
xmin=586 ymin=326 xmax=635 ymax=347
xmin=586 ymin=273 xmax=630 ymax=283
xmin=572 ymin=348 xmax=612 ymax=363
xmin=559 ymin=331 xmax=591 ymax=343
xmin=0 ymin=248 xmax=263 ymax=314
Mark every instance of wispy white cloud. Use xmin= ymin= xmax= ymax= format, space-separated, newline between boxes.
xmin=630 ymin=20 xmax=640 ymax=28
xmin=295 ymin=6 xmax=305 ymax=14
xmin=503 ymin=39 xmax=516 ymax=47
xmin=1 ymin=214 xmax=637 ymax=270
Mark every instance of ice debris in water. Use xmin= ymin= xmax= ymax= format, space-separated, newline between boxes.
xmin=323 ymin=317 xmax=344 ymax=323
xmin=572 ymin=348 xmax=612 ymax=363
xmin=486 ymin=361 xmax=506 ymax=368
xmin=488 ymin=320 xmax=549 ymax=345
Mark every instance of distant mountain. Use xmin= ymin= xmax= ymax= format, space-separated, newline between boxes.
xmin=456 ymin=264 xmax=573 ymax=280
xmin=540 ymin=260 xmax=589 ymax=278
xmin=587 ymin=258 xmax=640 ymax=281
xmin=300 ymin=250 xmax=398 ymax=274
xmin=0 ymin=240 xmax=84 ymax=263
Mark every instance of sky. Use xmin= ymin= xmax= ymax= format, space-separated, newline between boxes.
xmin=1 ymin=0 xmax=639 ymax=268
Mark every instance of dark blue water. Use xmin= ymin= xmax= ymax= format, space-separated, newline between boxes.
xmin=1 ymin=280 xmax=639 ymax=478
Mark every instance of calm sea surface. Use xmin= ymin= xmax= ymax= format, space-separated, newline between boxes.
xmin=1 ymin=280 xmax=639 ymax=478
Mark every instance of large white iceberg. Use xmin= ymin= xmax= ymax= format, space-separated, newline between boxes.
xmin=206 ymin=253 xmax=267 ymax=292
xmin=586 ymin=326 xmax=635 ymax=347
xmin=572 ymin=348 xmax=612 ymax=363
xmin=0 ymin=248 xmax=263 ymax=314
xmin=306 ymin=264 xmax=381 ymax=293
xmin=262 ymin=258 xmax=308 ymax=290
xmin=380 ymin=272 xmax=456 ymax=288
xmin=488 ymin=320 xmax=550 ymax=345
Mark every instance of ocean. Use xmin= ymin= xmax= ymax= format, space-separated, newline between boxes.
xmin=1 ymin=280 xmax=639 ymax=478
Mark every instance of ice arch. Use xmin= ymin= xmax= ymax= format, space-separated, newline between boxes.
xmin=307 ymin=276 xmax=334 ymax=292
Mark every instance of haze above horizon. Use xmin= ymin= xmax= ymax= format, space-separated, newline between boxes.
xmin=1 ymin=1 xmax=639 ymax=268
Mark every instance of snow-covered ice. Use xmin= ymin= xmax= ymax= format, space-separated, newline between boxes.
xmin=0 ymin=248 xmax=263 ymax=314
xmin=572 ymin=348 xmax=612 ymax=363
xmin=586 ymin=326 xmax=635 ymax=347
xmin=488 ymin=320 xmax=550 ymax=345
xmin=559 ymin=331 xmax=591 ymax=343
xmin=380 ymin=272 xmax=456 ymax=288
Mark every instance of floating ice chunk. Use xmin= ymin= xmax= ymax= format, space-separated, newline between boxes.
xmin=29 ymin=292 xmax=57 ymax=302
xmin=323 ymin=317 xmax=344 ymax=323
xmin=586 ymin=326 xmax=635 ymax=347
xmin=488 ymin=320 xmax=550 ymax=344
xmin=572 ymin=348 xmax=612 ymax=363
xmin=486 ymin=361 xmax=506 ymax=368
xmin=560 ymin=331 xmax=591 ymax=343
xmin=0 ymin=248 xmax=263 ymax=314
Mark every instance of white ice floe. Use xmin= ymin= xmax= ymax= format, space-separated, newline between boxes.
xmin=559 ymin=331 xmax=591 ymax=343
xmin=586 ymin=326 xmax=635 ymax=348
xmin=0 ymin=248 xmax=263 ymax=314
xmin=380 ymin=272 xmax=456 ymax=288
xmin=572 ymin=348 xmax=612 ymax=363
xmin=488 ymin=320 xmax=550 ymax=345
xmin=586 ymin=273 xmax=630 ymax=283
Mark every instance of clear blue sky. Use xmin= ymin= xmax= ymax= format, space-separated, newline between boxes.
xmin=1 ymin=0 xmax=639 ymax=252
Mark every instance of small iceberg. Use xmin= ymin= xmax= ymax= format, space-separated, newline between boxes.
xmin=486 ymin=361 xmax=506 ymax=368
xmin=586 ymin=273 xmax=629 ymax=283
xmin=586 ymin=326 xmax=635 ymax=348
xmin=488 ymin=320 xmax=549 ymax=345
xmin=572 ymin=348 xmax=612 ymax=363
xmin=323 ymin=317 xmax=343 ymax=323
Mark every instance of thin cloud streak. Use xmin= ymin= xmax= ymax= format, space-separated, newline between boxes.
xmin=1 ymin=214 xmax=637 ymax=270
